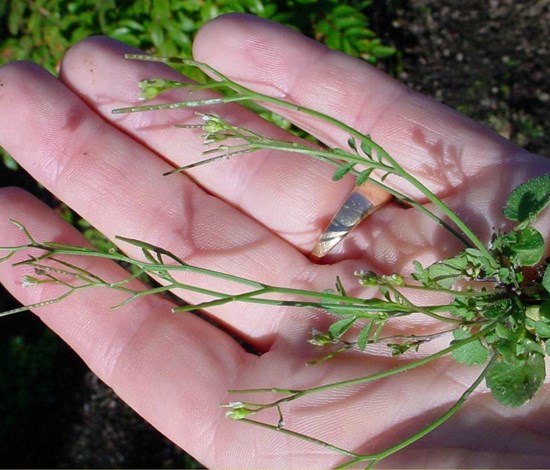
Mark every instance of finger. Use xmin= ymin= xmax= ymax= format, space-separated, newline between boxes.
xmin=0 ymin=61 xmax=337 ymax=347
xmin=192 ymin=14 xmax=539 ymax=199
xmin=0 ymin=189 xmax=469 ymax=468
xmin=0 ymin=187 xmax=250 ymax=465
xmin=59 ymin=36 xmax=355 ymax=252
xmin=192 ymin=14 xmax=550 ymax=261
xmin=3 ymin=194 xmax=549 ymax=469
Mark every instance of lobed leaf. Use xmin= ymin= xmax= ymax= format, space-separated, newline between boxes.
xmin=493 ymin=226 xmax=545 ymax=267
xmin=503 ymin=174 xmax=550 ymax=222
xmin=451 ymin=329 xmax=490 ymax=365
xmin=543 ymin=264 xmax=550 ymax=294
xmin=486 ymin=353 xmax=546 ymax=407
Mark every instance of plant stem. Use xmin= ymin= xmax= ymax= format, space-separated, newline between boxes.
xmin=229 ymin=324 xmax=494 ymax=397
xmin=0 ymin=232 xmax=462 ymax=321
xmin=115 ymin=54 xmax=494 ymax=261
xmin=230 ymin=353 xmax=495 ymax=469
xmin=338 ymin=354 xmax=496 ymax=468
xmin=239 ymin=418 xmax=360 ymax=458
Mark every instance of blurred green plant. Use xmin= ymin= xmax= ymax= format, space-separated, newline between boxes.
xmin=0 ymin=0 xmax=394 ymax=74
xmin=0 ymin=0 xmax=395 ymax=171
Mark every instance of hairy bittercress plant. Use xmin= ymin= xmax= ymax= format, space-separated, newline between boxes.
xmin=2 ymin=54 xmax=550 ymax=468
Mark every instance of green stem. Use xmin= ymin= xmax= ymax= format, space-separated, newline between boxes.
xmin=1 ymin=237 xmax=456 ymax=321
xmin=2 ymin=232 xmax=495 ymax=327
xmin=175 ymin=284 xmax=415 ymax=313
xmin=5 ymin=235 xmax=477 ymax=324
xmin=223 ymin=82 xmax=491 ymax=259
xmin=337 ymin=354 xmax=496 ymax=468
xmin=11 ymin=240 xmax=266 ymax=290
xmin=230 ymin=353 xmax=495 ymax=469
xmin=117 ymin=54 xmax=494 ymax=260
xmin=239 ymin=418 xmax=360 ymax=458
xmin=229 ymin=324 xmax=494 ymax=397
xmin=4 ymin=235 xmax=428 ymax=309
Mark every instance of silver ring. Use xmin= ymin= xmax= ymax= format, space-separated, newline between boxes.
xmin=311 ymin=184 xmax=391 ymax=258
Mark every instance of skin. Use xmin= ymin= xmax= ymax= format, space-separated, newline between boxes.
xmin=1 ymin=13 xmax=550 ymax=468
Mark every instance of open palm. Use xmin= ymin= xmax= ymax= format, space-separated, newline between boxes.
xmin=1 ymin=14 xmax=550 ymax=468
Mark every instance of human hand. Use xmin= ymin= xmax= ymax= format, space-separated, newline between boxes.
xmin=1 ymin=13 xmax=550 ymax=468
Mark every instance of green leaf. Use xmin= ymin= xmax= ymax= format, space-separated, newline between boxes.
xmin=371 ymin=44 xmax=396 ymax=58
xmin=355 ymin=169 xmax=373 ymax=186
xmin=448 ymin=296 xmax=477 ymax=321
xmin=328 ymin=316 xmax=357 ymax=340
xmin=347 ymin=137 xmax=358 ymax=153
xmin=451 ymin=329 xmax=490 ymax=365
xmin=360 ymin=136 xmax=373 ymax=157
xmin=413 ymin=249 xmax=496 ymax=288
xmin=514 ymin=227 xmax=544 ymax=266
xmin=503 ymin=174 xmax=550 ymax=222
xmin=357 ymin=321 xmax=374 ymax=350
xmin=528 ymin=319 xmax=550 ymax=339
xmin=387 ymin=340 xmax=421 ymax=356
xmin=496 ymin=227 xmax=544 ymax=266
xmin=543 ymin=264 xmax=550 ymax=294
xmin=412 ymin=260 xmax=427 ymax=280
xmin=493 ymin=339 xmax=518 ymax=363
xmin=494 ymin=322 xmax=516 ymax=340
xmin=486 ymin=353 xmax=546 ymax=407
xmin=413 ymin=260 xmax=459 ymax=288
xmin=515 ymin=337 xmax=545 ymax=357
xmin=540 ymin=300 xmax=550 ymax=320
xmin=332 ymin=162 xmax=355 ymax=181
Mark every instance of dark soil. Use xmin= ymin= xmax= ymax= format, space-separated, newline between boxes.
xmin=385 ymin=0 xmax=550 ymax=156
xmin=1 ymin=1 xmax=549 ymax=468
